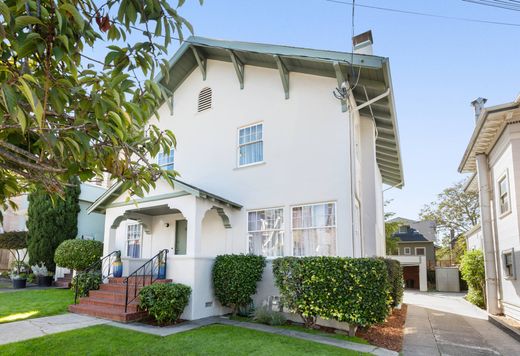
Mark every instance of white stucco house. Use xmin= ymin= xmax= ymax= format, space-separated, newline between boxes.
xmin=459 ymin=96 xmax=520 ymax=322
xmin=74 ymin=33 xmax=404 ymax=321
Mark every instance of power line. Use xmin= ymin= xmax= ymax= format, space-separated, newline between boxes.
xmin=325 ymin=0 xmax=520 ymax=27
xmin=463 ymin=0 xmax=520 ymax=12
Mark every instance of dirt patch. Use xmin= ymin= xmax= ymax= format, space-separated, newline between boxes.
xmin=139 ymin=316 xmax=187 ymax=327
xmin=356 ymin=304 xmax=407 ymax=352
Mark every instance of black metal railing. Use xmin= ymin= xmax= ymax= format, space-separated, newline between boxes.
xmin=74 ymin=250 xmax=121 ymax=304
xmin=123 ymin=249 xmax=168 ymax=312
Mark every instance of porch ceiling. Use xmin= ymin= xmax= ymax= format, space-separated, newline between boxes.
xmin=126 ymin=204 xmax=181 ymax=216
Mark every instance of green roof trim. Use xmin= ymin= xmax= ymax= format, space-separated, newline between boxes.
xmin=87 ymin=179 xmax=242 ymax=214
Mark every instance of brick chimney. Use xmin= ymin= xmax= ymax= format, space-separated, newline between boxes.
xmin=352 ymin=30 xmax=373 ymax=55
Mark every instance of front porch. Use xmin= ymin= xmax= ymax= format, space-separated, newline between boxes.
xmin=71 ymin=180 xmax=243 ymax=321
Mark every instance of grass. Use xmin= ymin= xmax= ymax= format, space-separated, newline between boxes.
xmin=0 ymin=324 xmax=369 ymax=355
xmin=230 ymin=315 xmax=369 ymax=345
xmin=0 ymin=288 xmax=74 ymax=323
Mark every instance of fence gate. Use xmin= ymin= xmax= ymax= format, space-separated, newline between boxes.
xmin=435 ymin=267 xmax=460 ymax=292
xmin=0 ymin=249 xmax=11 ymax=271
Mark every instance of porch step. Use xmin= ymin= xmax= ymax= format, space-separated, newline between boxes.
xmin=69 ymin=276 xmax=172 ymax=323
xmin=55 ymin=272 xmax=73 ymax=289
xmin=68 ymin=304 xmax=147 ymax=322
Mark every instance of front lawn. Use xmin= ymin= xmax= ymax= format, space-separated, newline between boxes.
xmin=0 ymin=288 xmax=73 ymax=323
xmin=0 ymin=324 xmax=368 ymax=355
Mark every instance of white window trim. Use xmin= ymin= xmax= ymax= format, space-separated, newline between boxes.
xmin=247 ymin=206 xmax=285 ymax=258
xmin=290 ymin=201 xmax=337 ymax=257
xmin=415 ymin=247 xmax=426 ymax=256
xmin=157 ymin=149 xmax=175 ymax=170
xmin=502 ymin=248 xmax=516 ymax=280
xmin=498 ymin=170 xmax=512 ymax=218
xmin=403 ymin=247 xmax=411 ymax=255
xmin=237 ymin=122 xmax=264 ymax=168
xmin=126 ymin=223 xmax=143 ymax=259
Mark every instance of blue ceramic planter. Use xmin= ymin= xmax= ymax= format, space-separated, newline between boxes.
xmin=113 ymin=261 xmax=123 ymax=278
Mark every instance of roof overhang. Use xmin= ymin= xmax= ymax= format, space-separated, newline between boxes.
xmin=459 ymin=101 xmax=520 ymax=173
xmin=156 ymin=36 xmax=404 ymax=188
xmin=87 ymin=179 xmax=242 ymax=214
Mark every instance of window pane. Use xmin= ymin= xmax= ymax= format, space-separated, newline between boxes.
xmin=239 ymin=141 xmax=263 ymax=165
xmin=292 ymin=228 xmax=336 ymax=256
xmin=158 ymin=149 xmax=174 ymax=170
xmin=127 ymin=224 xmax=141 ymax=258
xmin=248 ymin=208 xmax=284 ymax=257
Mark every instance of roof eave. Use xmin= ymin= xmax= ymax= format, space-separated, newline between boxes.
xmin=458 ymin=101 xmax=519 ymax=173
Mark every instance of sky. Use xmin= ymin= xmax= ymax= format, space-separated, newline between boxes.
xmin=89 ymin=0 xmax=520 ymax=219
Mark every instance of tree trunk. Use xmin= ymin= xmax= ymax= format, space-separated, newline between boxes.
xmin=348 ymin=324 xmax=358 ymax=337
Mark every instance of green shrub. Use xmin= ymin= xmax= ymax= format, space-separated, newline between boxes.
xmin=253 ymin=306 xmax=287 ymax=326
xmin=460 ymin=250 xmax=486 ymax=308
xmin=212 ymin=254 xmax=266 ymax=315
xmin=380 ymin=258 xmax=404 ymax=308
xmin=54 ymin=239 xmax=103 ymax=271
xmin=72 ymin=270 xmax=102 ymax=297
xmin=139 ymin=283 xmax=191 ymax=325
xmin=273 ymin=257 xmax=391 ymax=333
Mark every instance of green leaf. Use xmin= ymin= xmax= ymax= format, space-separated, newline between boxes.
xmin=14 ymin=16 xmax=43 ymax=31
xmin=16 ymin=109 xmax=27 ymax=133
xmin=59 ymin=4 xmax=85 ymax=31
xmin=17 ymin=78 xmax=36 ymax=113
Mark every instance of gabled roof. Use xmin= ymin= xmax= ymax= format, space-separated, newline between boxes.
xmin=156 ymin=36 xmax=403 ymax=187
xmin=86 ymin=179 xmax=242 ymax=214
xmin=459 ymin=98 xmax=520 ymax=173
xmin=393 ymin=228 xmax=431 ymax=243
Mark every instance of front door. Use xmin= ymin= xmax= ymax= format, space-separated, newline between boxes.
xmin=175 ymin=219 xmax=187 ymax=255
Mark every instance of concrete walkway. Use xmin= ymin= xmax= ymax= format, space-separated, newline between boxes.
xmin=403 ymin=291 xmax=520 ymax=356
xmin=0 ymin=313 xmax=109 ymax=345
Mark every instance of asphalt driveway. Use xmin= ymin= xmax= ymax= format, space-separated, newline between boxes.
xmin=403 ymin=291 xmax=520 ymax=355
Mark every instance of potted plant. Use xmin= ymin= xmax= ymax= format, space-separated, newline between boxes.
xmin=157 ymin=253 xmax=166 ymax=279
xmin=31 ymin=263 xmax=54 ymax=287
xmin=112 ymin=251 xmax=123 ymax=278
xmin=0 ymin=231 xmax=29 ymax=289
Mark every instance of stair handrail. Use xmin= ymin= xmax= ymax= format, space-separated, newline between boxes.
xmin=74 ymin=250 xmax=121 ymax=304
xmin=123 ymin=249 xmax=169 ymax=312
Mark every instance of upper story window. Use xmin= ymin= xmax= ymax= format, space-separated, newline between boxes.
xmin=248 ymin=208 xmax=284 ymax=257
xmin=403 ymin=247 xmax=411 ymax=255
xmin=158 ymin=149 xmax=174 ymax=171
xmin=399 ymin=225 xmax=409 ymax=233
xmin=292 ymin=202 xmax=336 ymax=256
xmin=498 ymin=173 xmax=510 ymax=216
xmin=238 ymin=123 xmax=263 ymax=167
xmin=415 ymin=247 xmax=426 ymax=256
xmin=198 ymin=87 xmax=212 ymax=112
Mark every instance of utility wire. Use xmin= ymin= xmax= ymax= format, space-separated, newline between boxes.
xmin=326 ymin=0 xmax=520 ymax=27
xmin=463 ymin=0 xmax=520 ymax=12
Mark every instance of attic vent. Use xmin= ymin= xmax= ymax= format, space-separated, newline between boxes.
xmin=198 ymin=87 xmax=212 ymax=112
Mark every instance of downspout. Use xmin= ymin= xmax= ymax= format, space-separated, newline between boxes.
xmin=345 ymin=87 xmax=391 ymax=257
xmin=475 ymin=153 xmax=501 ymax=315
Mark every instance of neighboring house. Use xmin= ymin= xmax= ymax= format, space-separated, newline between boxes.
xmin=390 ymin=225 xmax=435 ymax=290
xmin=0 ymin=182 xmax=108 ymax=271
xmin=78 ymin=33 xmax=404 ymax=321
xmin=388 ymin=217 xmax=437 ymax=242
xmin=459 ymin=96 xmax=520 ymax=322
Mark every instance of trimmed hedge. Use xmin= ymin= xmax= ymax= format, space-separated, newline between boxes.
xmin=272 ymin=257 xmax=391 ymax=332
xmin=139 ymin=283 xmax=191 ymax=325
xmin=212 ymin=254 xmax=266 ymax=315
xmin=54 ymin=239 xmax=103 ymax=271
xmin=460 ymin=250 xmax=486 ymax=308
xmin=380 ymin=258 xmax=404 ymax=308
xmin=0 ymin=231 xmax=28 ymax=250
